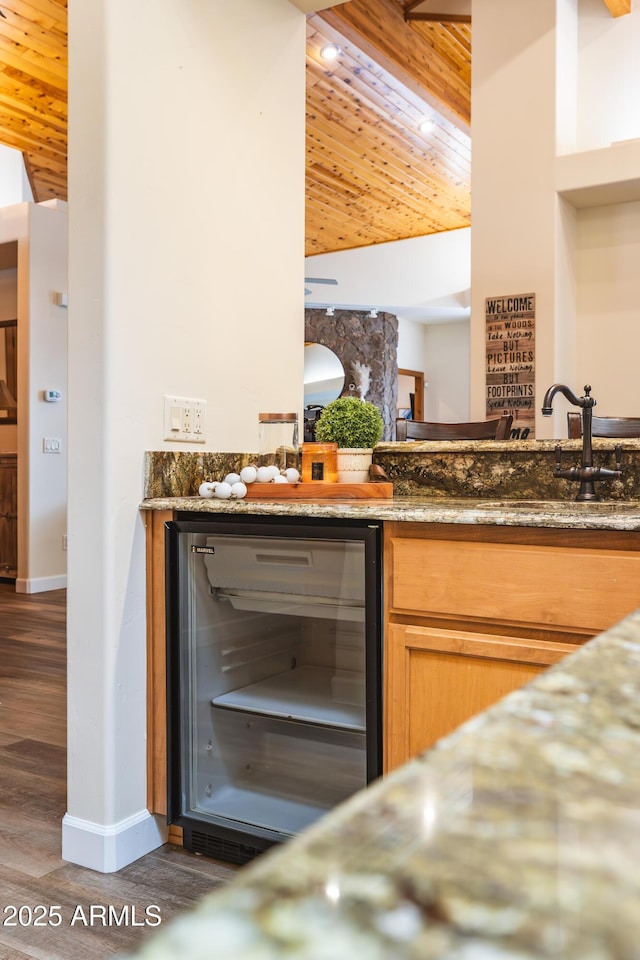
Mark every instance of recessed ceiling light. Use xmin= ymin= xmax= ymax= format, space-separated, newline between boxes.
xmin=419 ymin=118 xmax=435 ymax=133
xmin=320 ymin=43 xmax=340 ymax=61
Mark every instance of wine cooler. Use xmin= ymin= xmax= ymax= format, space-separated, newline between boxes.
xmin=165 ymin=513 xmax=382 ymax=864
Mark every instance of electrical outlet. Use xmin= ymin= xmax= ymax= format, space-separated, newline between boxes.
xmin=163 ymin=396 xmax=206 ymax=443
xmin=193 ymin=404 xmax=204 ymax=435
xmin=62 ymin=533 xmax=67 ymax=551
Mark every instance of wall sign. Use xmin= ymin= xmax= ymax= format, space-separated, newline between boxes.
xmin=485 ymin=293 xmax=535 ymax=439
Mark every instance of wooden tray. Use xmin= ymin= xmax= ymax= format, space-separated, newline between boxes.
xmin=244 ymin=481 xmax=393 ymax=500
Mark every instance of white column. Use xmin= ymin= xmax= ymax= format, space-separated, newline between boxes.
xmin=64 ymin=0 xmax=305 ymax=872
xmin=470 ymin=0 xmax=579 ymax=438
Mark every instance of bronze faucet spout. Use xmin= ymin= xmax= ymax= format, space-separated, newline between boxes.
xmin=541 ymin=384 xmax=621 ymax=502
xmin=541 ymin=383 xmax=594 ymax=417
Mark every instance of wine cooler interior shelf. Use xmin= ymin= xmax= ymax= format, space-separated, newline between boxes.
xmin=211 ymin=664 xmax=365 ymax=731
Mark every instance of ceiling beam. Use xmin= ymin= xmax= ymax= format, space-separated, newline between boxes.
xmin=315 ymin=0 xmax=470 ymax=133
xmin=289 ymin=0 xmax=350 ymax=12
xmin=405 ymin=12 xmax=471 ymax=21
xmin=601 ymin=0 xmax=631 ymax=14
xmin=404 ymin=0 xmax=471 ymax=22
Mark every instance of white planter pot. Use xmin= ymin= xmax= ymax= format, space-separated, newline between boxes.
xmin=336 ymin=448 xmax=373 ymax=483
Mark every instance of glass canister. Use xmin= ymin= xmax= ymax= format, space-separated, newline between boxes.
xmin=258 ymin=413 xmax=299 ymax=472
xmin=301 ymin=442 xmax=338 ymax=483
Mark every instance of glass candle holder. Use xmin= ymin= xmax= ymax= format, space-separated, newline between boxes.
xmin=258 ymin=413 xmax=299 ymax=472
xmin=301 ymin=442 xmax=338 ymax=483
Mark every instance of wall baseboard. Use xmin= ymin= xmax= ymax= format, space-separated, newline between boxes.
xmin=62 ymin=809 xmax=168 ymax=873
xmin=15 ymin=574 xmax=67 ymax=594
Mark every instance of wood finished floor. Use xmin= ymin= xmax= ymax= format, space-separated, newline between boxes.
xmin=0 ymin=582 xmax=237 ymax=959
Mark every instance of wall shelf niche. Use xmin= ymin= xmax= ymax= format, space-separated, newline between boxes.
xmin=556 ymin=140 xmax=640 ymax=208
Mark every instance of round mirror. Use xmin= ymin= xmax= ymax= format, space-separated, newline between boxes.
xmin=304 ymin=342 xmax=345 ymax=407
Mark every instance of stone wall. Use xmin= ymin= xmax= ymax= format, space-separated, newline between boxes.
xmin=305 ymin=308 xmax=398 ymax=441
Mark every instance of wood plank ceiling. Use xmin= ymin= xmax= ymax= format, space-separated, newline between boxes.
xmin=0 ymin=0 xmax=629 ymax=252
xmin=0 ymin=0 xmax=67 ymax=203
xmin=306 ymin=0 xmax=472 ymax=256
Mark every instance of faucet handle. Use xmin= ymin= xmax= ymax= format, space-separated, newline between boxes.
xmin=554 ymin=444 xmax=563 ymax=469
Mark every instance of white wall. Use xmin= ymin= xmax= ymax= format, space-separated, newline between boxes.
xmin=570 ymin=3 xmax=640 ymax=421
xmin=305 ymin=228 xmax=471 ymax=325
xmin=397 ymin=315 xmax=471 ymax=422
xmin=424 ymin=322 xmax=470 ymax=422
xmin=577 ymin=0 xmax=640 ymax=151
xmin=397 ymin=315 xmax=427 ymax=371
xmin=471 ymin=0 xmax=564 ymax=436
xmin=576 ymin=200 xmax=640 ymax=414
xmin=0 ymin=145 xmax=34 ymax=206
xmin=22 ymin=203 xmax=68 ymax=593
xmin=471 ymin=0 xmax=640 ymax=438
xmin=64 ymin=0 xmax=305 ymax=872
xmin=0 ymin=202 xmax=67 ymax=588
xmin=397 ymin=316 xmax=426 ymax=415
xmin=309 ymin=230 xmax=472 ymax=421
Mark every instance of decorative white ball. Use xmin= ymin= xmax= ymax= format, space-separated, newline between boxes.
xmin=256 ymin=466 xmax=273 ymax=483
xmin=240 ymin=465 xmax=258 ymax=484
xmin=266 ymin=465 xmax=280 ymax=480
xmin=230 ymin=481 xmax=248 ymax=499
xmin=198 ymin=482 xmax=217 ymax=498
xmin=214 ymin=482 xmax=232 ymax=500
xmin=284 ymin=468 xmax=300 ymax=483
xmin=224 ymin=472 xmax=241 ymax=485
xmin=273 ymin=474 xmax=288 ymax=483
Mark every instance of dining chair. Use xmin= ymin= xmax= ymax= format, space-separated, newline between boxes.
xmin=395 ymin=414 xmax=513 ymax=441
xmin=567 ymin=412 xmax=640 ymax=439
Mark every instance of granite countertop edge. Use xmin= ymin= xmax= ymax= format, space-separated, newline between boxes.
xmin=120 ymin=608 xmax=640 ymax=959
xmin=140 ymin=495 xmax=640 ymax=531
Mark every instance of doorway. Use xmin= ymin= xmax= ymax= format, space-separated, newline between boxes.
xmin=397 ymin=368 xmax=425 ymax=421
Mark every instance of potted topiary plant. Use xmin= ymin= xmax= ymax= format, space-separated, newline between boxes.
xmin=314 ymin=396 xmax=384 ymax=482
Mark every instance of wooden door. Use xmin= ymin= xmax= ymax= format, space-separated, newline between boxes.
xmin=0 ymin=455 xmax=17 ymax=578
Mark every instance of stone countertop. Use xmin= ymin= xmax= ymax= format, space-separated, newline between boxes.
xmin=141 ymin=494 xmax=640 ymax=532
xmin=119 ymin=609 xmax=640 ymax=959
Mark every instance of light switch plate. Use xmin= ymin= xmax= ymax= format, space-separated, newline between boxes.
xmin=163 ymin=396 xmax=207 ymax=443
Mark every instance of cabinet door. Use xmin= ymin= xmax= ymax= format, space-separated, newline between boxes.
xmin=385 ymin=623 xmax=578 ymax=772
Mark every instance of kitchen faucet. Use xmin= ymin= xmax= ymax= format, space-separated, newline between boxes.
xmin=541 ymin=384 xmax=622 ymax=501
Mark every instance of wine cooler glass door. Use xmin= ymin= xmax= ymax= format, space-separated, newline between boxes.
xmin=166 ymin=517 xmax=381 ymax=850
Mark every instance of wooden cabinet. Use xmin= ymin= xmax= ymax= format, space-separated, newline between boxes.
xmin=384 ymin=522 xmax=640 ymax=771
xmin=145 ymin=508 xmax=184 ymax=842
xmin=147 ymin=510 xmax=640 ymax=799
xmin=145 ymin=508 xmax=172 ymax=817
xmin=0 ymin=454 xmax=17 ymax=578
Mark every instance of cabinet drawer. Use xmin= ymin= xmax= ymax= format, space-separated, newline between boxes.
xmin=390 ymin=536 xmax=640 ymax=632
